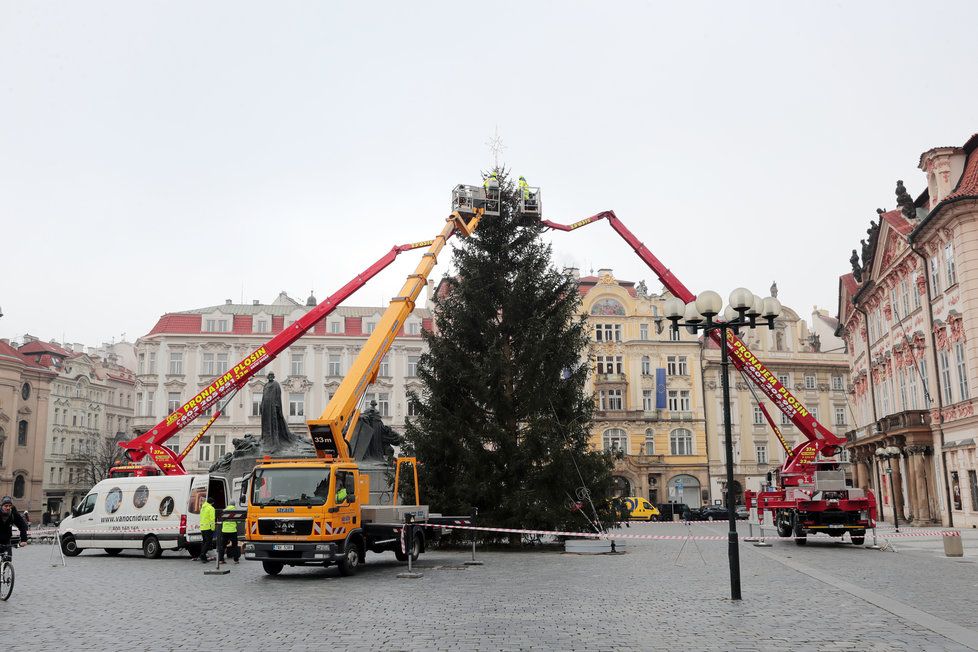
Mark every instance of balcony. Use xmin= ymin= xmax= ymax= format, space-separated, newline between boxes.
xmin=595 ymin=409 xmax=659 ymax=420
xmin=594 ymin=373 xmax=627 ymax=383
xmin=667 ymin=411 xmax=694 ymax=421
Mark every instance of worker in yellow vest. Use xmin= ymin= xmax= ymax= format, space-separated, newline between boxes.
xmin=199 ymin=497 xmax=216 ymax=563
xmin=219 ymin=502 xmax=240 ymax=564
xmin=518 ymin=176 xmax=530 ymax=200
xmin=483 ymin=171 xmax=498 ymax=190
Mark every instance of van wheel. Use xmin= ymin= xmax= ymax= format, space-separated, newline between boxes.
xmin=338 ymin=539 xmax=363 ymax=576
xmin=851 ymin=535 xmax=865 ymax=546
xmin=647 ymin=515 xmax=656 ymax=522
xmin=61 ymin=535 xmax=81 ymax=557
xmin=104 ymin=548 xmax=122 ymax=556
xmin=142 ymin=535 xmax=163 ymax=559
xmin=262 ymin=561 xmax=284 ymax=576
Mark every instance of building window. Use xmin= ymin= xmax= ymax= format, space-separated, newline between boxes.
xmin=945 ymin=242 xmax=957 ymax=287
xmin=13 ymin=474 xmax=26 ymax=498
xmin=17 ymin=420 xmax=28 ymax=446
xmin=204 ymin=318 xmax=230 ymax=333
xmin=290 ymin=352 xmax=305 ymax=376
xmin=669 ymin=327 xmax=681 ymax=342
xmin=756 ymin=445 xmax=767 ymax=464
xmin=898 ymin=368 xmax=908 ymax=411
xmin=376 ymin=393 xmax=390 ymax=417
xmin=288 ymin=393 xmax=305 ymax=417
xmin=603 ymin=428 xmax=628 ymax=454
xmin=214 ymin=435 xmax=227 ymax=459
xmin=667 ymin=390 xmax=690 ymax=411
xmin=168 ymin=352 xmax=183 ymax=375
xmin=781 ymin=411 xmax=791 ymax=426
xmin=834 ymin=405 xmax=846 ymax=426
xmin=667 ymin=355 xmax=687 ymax=376
xmin=643 ymin=390 xmax=653 ymax=412
xmin=777 ymin=373 xmax=790 ymax=388
xmin=912 ymin=272 xmax=922 ymax=309
xmin=254 ymin=318 xmax=270 ymax=333
xmin=364 ymin=322 xmax=376 ymax=335
xmin=951 ymin=471 xmax=962 ymax=510
xmin=167 ymin=392 xmax=181 ymax=413
xmin=252 ymin=394 xmax=261 ymax=417
xmin=939 ymin=349 xmax=954 ymax=404
xmin=930 ymin=256 xmax=941 ymax=293
xmin=407 ymin=400 xmax=419 ymax=417
xmin=329 ymin=320 xmax=343 ymax=334
xmin=669 ymin=428 xmax=693 ymax=455
xmin=969 ymin=470 xmax=978 ymax=511
xmin=804 ymin=374 xmax=816 ymax=390
xmin=639 ymin=324 xmax=649 ymax=340
xmin=596 ymin=356 xmax=623 ymax=375
xmin=407 ymin=321 xmax=420 ymax=335
xmin=138 ymin=353 xmax=145 ymax=374
xmin=197 ymin=436 xmax=211 ymax=462
xmin=955 ymin=342 xmax=970 ymax=401
xmin=599 ymin=389 xmax=623 ymax=411
xmin=328 ymin=354 xmax=342 ymax=376
xmin=407 ymin=356 xmax=420 ymax=377
xmin=148 ymin=351 xmax=157 ymax=373
xmin=644 ymin=429 xmax=655 ymax=455
xmin=810 ymin=406 xmax=818 ymax=422
xmin=379 ymin=355 xmax=390 ymax=377
xmin=752 ymin=404 xmax=764 ymax=425
xmin=640 ymin=356 xmax=651 ymax=375
xmin=907 ymin=365 xmax=920 ymax=410
xmin=595 ymin=323 xmax=622 ymax=342
xmin=900 ymin=278 xmax=912 ymax=317
xmin=832 ymin=375 xmax=844 ymax=391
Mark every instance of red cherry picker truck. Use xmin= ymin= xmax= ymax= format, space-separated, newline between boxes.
xmin=540 ymin=209 xmax=877 ymax=546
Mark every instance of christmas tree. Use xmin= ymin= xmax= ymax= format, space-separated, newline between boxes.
xmin=403 ymin=170 xmax=614 ymax=542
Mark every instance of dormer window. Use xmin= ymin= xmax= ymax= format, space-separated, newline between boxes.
xmin=254 ymin=318 xmax=270 ymax=333
xmin=205 ymin=318 xmax=231 ymax=333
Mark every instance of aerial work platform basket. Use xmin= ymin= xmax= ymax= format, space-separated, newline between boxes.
xmin=517 ymin=185 xmax=542 ymax=222
xmin=452 ymin=184 xmax=499 ymax=218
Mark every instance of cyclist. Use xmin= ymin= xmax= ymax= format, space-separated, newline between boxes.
xmin=0 ymin=496 xmax=29 ymax=554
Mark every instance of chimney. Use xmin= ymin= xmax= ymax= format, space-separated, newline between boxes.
xmin=253 ymin=300 xmax=260 ymax=306
xmin=597 ymin=268 xmax=613 ymax=277
xmin=23 ymin=334 xmax=38 ymax=344
xmin=0 ymin=338 xmax=7 ymax=346
xmin=74 ymin=343 xmax=85 ymax=353
xmin=225 ymin=299 xmax=233 ymax=305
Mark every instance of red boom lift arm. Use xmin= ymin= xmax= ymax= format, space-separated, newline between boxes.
xmin=118 ymin=238 xmax=437 ymax=475
xmin=542 ymin=211 xmax=847 ymax=474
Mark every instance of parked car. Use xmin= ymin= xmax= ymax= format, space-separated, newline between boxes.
xmin=735 ymin=506 xmax=749 ymax=520
xmin=697 ymin=505 xmax=730 ymax=521
xmin=655 ymin=503 xmax=691 ymax=521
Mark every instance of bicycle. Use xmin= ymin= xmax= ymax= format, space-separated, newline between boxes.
xmin=0 ymin=544 xmax=13 ymax=601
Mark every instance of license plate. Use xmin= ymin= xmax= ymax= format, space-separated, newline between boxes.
xmin=273 ymin=544 xmax=294 ymax=551
xmin=187 ymin=535 xmax=202 ymax=542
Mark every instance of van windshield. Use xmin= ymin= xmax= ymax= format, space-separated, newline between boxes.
xmin=252 ymin=468 xmax=331 ymax=507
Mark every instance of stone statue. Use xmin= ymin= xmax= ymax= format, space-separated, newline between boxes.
xmin=810 ymin=333 xmax=822 ymax=352
xmin=260 ymin=373 xmax=298 ymax=452
xmin=860 ymin=238 xmax=870 ymax=266
xmin=208 ymin=433 xmax=261 ymax=473
xmin=895 ymin=180 xmax=916 ymax=221
xmin=348 ymin=400 xmax=403 ymax=462
xmin=850 ymin=249 xmax=862 ymax=283
xmin=636 ymin=280 xmax=649 ymax=297
xmin=770 ymin=282 xmax=778 ymax=298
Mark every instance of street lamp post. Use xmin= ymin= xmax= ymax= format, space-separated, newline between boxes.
xmin=663 ymin=288 xmax=781 ymax=602
xmin=875 ymin=446 xmax=901 ymax=533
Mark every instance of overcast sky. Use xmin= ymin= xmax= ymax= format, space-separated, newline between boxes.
xmin=2 ymin=1 xmax=977 ymax=347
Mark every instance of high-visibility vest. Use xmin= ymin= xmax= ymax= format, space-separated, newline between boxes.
xmin=483 ymin=173 xmax=497 ymax=189
xmin=518 ymin=179 xmax=529 ymax=199
xmin=222 ymin=504 xmax=238 ymax=533
xmin=200 ymin=502 xmax=216 ymax=531
xmin=336 ymin=487 xmax=348 ymax=503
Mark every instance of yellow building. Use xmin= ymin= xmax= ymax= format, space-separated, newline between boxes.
xmin=577 ymin=269 xmax=709 ymax=507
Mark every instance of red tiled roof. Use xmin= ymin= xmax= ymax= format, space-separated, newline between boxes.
xmin=879 ymin=208 xmax=913 ymax=236
xmin=945 ymin=137 xmax=978 ymax=202
xmin=0 ymin=341 xmax=49 ymax=369
xmin=18 ymin=340 xmax=72 ymax=357
xmin=840 ymin=273 xmax=859 ymax=296
xmin=576 ymin=276 xmax=639 ymax=298
xmin=147 ymin=313 xmax=203 ymax=335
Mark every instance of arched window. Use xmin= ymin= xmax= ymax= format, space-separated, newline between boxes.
xmin=603 ymin=428 xmax=628 ymax=454
xmin=13 ymin=474 xmax=26 ymax=499
xmin=17 ymin=420 xmax=28 ymax=446
xmin=668 ymin=474 xmax=700 ymax=505
xmin=644 ymin=428 xmax=655 ymax=455
xmin=670 ymin=428 xmax=693 ymax=455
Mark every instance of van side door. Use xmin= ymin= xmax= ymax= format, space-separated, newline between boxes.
xmin=76 ymin=493 xmax=98 ymax=542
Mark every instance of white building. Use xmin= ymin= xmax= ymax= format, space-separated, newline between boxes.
xmin=133 ymin=292 xmax=431 ymax=473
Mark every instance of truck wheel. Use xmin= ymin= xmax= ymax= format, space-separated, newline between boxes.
xmin=143 ymin=535 xmax=163 ymax=559
xmin=776 ymin=516 xmax=792 ymax=538
xmin=104 ymin=548 xmax=122 ymax=556
xmin=851 ymin=535 xmax=865 ymax=546
xmin=61 ymin=535 xmax=81 ymax=557
xmin=394 ymin=532 xmax=421 ymax=563
xmin=793 ymin=524 xmax=807 ymax=546
xmin=338 ymin=540 xmax=362 ymax=576
xmin=262 ymin=561 xmax=284 ymax=576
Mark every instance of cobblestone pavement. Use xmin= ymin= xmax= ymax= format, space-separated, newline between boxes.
xmin=3 ymin=522 xmax=976 ymax=651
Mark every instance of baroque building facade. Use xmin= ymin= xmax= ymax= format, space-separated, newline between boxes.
xmin=0 ymin=339 xmax=56 ymax=522
xmin=16 ymin=337 xmax=136 ymax=522
xmin=839 ymin=133 xmax=978 ymax=528
xmin=701 ymin=299 xmax=850 ymax=505
xmin=578 ymin=270 xmax=709 ymax=507
xmin=133 ymin=292 xmax=431 ymax=473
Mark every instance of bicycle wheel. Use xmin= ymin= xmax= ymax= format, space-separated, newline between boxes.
xmin=0 ymin=560 xmax=13 ymax=601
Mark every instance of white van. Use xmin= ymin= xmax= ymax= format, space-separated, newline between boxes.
xmin=58 ymin=474 xmax=229 ymax=559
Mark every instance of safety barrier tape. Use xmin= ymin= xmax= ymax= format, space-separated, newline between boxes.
xmin=416 ymin=522 xmax=962 ymax=542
